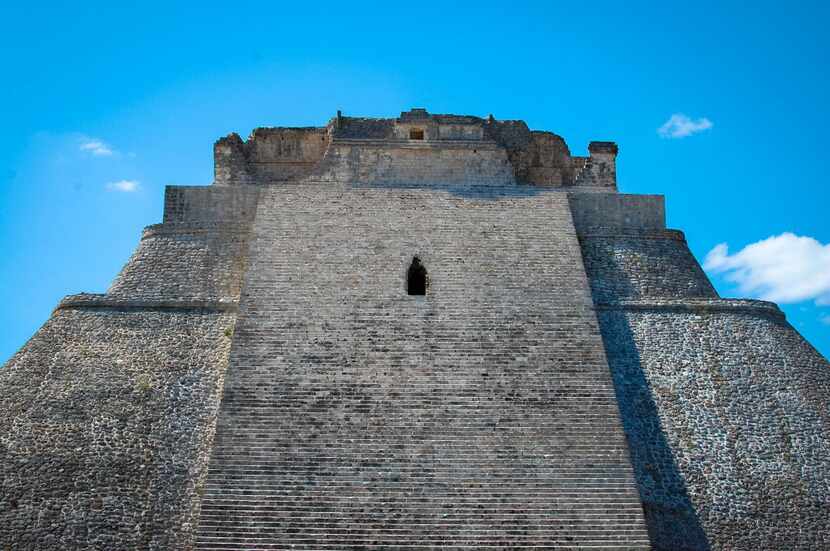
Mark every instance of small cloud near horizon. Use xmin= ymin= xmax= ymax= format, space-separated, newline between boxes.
xmin=106 ymin=179 xmax=140 ymax=192
xmin=704 ymin=232 xmax=830 ymax=306
xmin=658 ymin=113 xmax=713 ymax=139
xmin=79 ymin=138 xmax=114 ymax=156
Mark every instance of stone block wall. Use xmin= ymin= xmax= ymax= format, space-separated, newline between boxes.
xmin=308 ymin=142 xmax=516 ymax=187
xmin=437 ymin=123 xmax=484 ymax=140
xmin=569 ymin=193 xmax=665 ymax=233
xmin=164 ymin=186 xmax=259 ymax=224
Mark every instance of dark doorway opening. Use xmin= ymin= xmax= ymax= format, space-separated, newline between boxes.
xmin=407 ymin=257 xmax=428 ymax=295
xmin=409 ymin=128 xmax=425 ymax=140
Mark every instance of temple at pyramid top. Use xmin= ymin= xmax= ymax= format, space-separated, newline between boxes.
xmin=213 ymin=107 xmax=619 ymax=188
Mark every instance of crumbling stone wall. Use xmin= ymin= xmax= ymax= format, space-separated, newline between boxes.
xmin=573 ymin=142 xmax=618 ymax=189
xmin=215 ymin=111 xmax=619 ymax=189
xmin=214 ymin=128 xmax=329 ymax=184
xmin=484 ymin=120 xmax=575 ymax=186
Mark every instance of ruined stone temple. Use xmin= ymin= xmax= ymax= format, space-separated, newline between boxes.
xmin=1 ymin=108 xmax=829 ymax=551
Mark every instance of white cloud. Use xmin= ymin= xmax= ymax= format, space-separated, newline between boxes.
xmin=80 ymin=138 xmax=114 ymax=156
xmin=703 ymin=233 xmax=830 ymax=305
xmin=658 ymin=113 xmax=713 ymax=139
xmin=106 ymin=179 xmax=140 ymax=192
xmin=820 ymin=315 xmax=830 ymax=326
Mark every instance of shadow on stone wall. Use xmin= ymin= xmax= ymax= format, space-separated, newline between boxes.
xmin=590 ymin=245 xmax=638 ymax=302
xmin=598 ymin=310 xmax=711 ymax=551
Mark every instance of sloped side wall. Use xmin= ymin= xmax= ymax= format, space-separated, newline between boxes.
xmin=579 ymin=231 xmax=717 ymax=302
xmin=0 ymin=308 xmax=236 ymax=551
xmin=0 ymin=183 xmax=258 ymax=550
xmin=110 ymin=185 xmax=257 ymax=302
xmin=107 ymin=224 xmax=251 ymax=302
xmin=576 ymin=191 xmax=830 ymax=549
xmin=598 ymin=306 xmax=830 ymax=551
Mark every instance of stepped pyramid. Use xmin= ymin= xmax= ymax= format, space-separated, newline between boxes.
xmin=1 ymin=109 xmax=828 ymax=550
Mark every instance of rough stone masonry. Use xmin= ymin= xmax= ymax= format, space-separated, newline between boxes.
xmin=1 ymin=108 xmax=828 ymax=551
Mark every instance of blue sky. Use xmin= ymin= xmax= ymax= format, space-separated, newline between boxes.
xmin=1 ymin=1 xmax=828 ymax=361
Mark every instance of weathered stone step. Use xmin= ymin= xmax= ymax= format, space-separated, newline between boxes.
xmin=196 ymin=541 xmax=652 ymax=547
xmin=194 ymin=188 xmax=649 ymax=549
xmin=195 ymin=540 xmax=653 ymax=550
xmin=203 ymin=480 xmax=640 ymax=488
xmin=195 ymin=546 xmax=650 ymax=551
xmin=196 ymin=519 xmax=649 ymax=528
xmin=198 ymin=502 xmax=646 ymax=512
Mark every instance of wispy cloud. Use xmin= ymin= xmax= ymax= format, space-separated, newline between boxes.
xmin=658 ymin=113 xmax=713 ymax=139
xmin=79 ymin=138 xmax=114 ymax=156
xmin=703 ymin=233 xmax=830 ymax=305
xmin=820 ymin=315 xmax=830 ymax=326
xmin=106 ymin=179 xmax=140 ymax=192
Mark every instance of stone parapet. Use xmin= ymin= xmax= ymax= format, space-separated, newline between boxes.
xmin=569 ymin=192 xmax=666 ymax=233
xmin=163 ymin=185 xmax=259 ymax=224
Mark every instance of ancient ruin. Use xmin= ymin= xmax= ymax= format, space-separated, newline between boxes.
xmin=1 ymin=108 xmax=828 ymax=550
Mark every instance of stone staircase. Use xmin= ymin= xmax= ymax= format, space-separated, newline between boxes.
xmin=194 ymin=185 xmax=650 ymax=550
